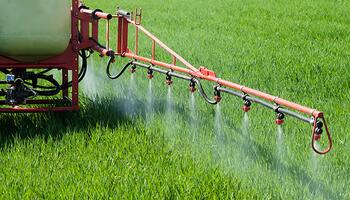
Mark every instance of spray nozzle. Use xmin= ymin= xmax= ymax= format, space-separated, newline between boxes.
xmin=165 ymin=74 xmax=173 ymax=85
xmin=147 ymin=68 xmax=154 ymax=79
xmin=242 ymin=100 xmax=251 ymax=112
xmin=130 ymin=64 xmax=136 ymax=73
xmin=314 ymin=121 xmax=323 ymax=141
xmin=189 ymin=79 xmax=196 ymax=93
xmin=214 ymin=86 xmax=221 ymax=103
xmin=275 ymin=112 xmax=285 ymax=125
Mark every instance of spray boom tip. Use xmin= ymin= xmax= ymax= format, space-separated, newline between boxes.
xmin=189 ymin=80 xmax=196 ymax=93
xmin=242 ymin=105 xmax=251 ymax=112
xmin=166 ymin=80 xmax=173 ymax=85
xmin=189 ymin=86 xmax=196 ymax=93
xmin=165 ymin=75 xmax=173 ymax=85
xmin=214 ymin=95 xmax=222 ymax=103
xmin=147 ymin=74 xmax=154 ymax=79
xmin=313 ymin=134 xmax=321 ymax=141
xmin=275 ymin=119 xmax=284 ymax=125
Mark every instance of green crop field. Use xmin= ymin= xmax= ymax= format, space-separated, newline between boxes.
xmin=0 ymin=0 xmax=349 ymax=199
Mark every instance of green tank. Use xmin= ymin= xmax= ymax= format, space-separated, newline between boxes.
xmin=0 ymin=0 xmax=71 ymax=62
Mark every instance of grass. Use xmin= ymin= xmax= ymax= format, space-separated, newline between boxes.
xmin=0 ymin=0 xmax=350 ymax=199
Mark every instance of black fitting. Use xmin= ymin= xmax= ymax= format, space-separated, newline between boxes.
xmin=277 ymin=112 xmax=285 ymax=120
xmin=244 ymin=100 xmax=252 ymax=107
xmin=165 ymin=74 xmax=173 ymax=85
xmin=106 ymin=51 xmax=115 ymax=58
xmin=316 ymin=121 xmax=323 ymax=129
xmin=214 ymin=90 xmax=220 ymax=97
xmin=189 ymin=79 xmax=196 ymax=92
xmin=130 ymin=63 xmax=137 ymax=73
xmin=242 ymin=94 xmax=249 ymax=101
xmin=92 ymin=9 xmax=103 ymax=20
xmin=213 ymin=86 xmax=222 ymax=102
xmin=189 ymin=79 xmax=196 ymax=87
xmin=315 ymin=128 xmax=323 ymax=135
xmin=147 ymin=67 xmax=154 ymax=79
xmin=78 ymin=4 xmax=89 ymax=11
xmin=147 ymin=68 xmax=153 ymax=75
xmin=315 ymin=121 xmax=323 ymax=135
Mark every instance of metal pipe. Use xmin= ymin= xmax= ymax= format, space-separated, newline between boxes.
xmin=126 ymin=18 xmax=199 ymax=72
xmin=80 ymin=8 xmax=112 ymax=20
xmin=132 ymin=61 xmax=192 ymax=81
xmin=278 ymin=107 xmax=314 ymax=124
xmin=117 ymin=10 xmax=131 ymax=18
xmin=217 ymin=87 xmax=313 ymax=124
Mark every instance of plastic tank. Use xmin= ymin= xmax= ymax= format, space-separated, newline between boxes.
xmin=0 ymin=0 xmax=71 ymax=62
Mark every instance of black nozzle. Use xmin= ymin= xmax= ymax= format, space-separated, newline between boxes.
xmin=165 ymin=74 xmax=173 ymax=85
xmin=277 ymin=112 xmax=285 ymax=120
xmin=244 ymin=100 xmax=251 ymax=107
xmin=315 ymin=121 xmax=323 ymax=135
xmin=147 ymin=68 xmax=154 ymax=79
xmin=130 ymin=64 xmax=136 ymax=73
xmin=189 ymin=80 xmax=196 ymax=88
xmin=189 ymin=79 xmax=196 ymax=92
xmin=213 ymin=86 xmax=222 ymax=102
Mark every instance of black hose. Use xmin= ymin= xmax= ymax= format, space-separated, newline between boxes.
xmin=32 ymin=74 xmax=60 ymax=96
xmin=37 ymin=68 xmax=53 ymax=75
xmin=106 ymin=57 xmax=132 ymax=79
xmin=0 ymin=69 xmax=10 ymax=74
xmin=89 ymin=37 xmax=106 ymax=49
xmin=192 ymin=78 xmax=218 ymax=105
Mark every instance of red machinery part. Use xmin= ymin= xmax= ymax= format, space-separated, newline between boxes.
xmin=312 ymin=117 xmax=332 ymax=155
xmin=275 ymin=119 xmax=284 ymax=125
xmin=242 ymin=105 xmax=251 ymax=112
xmin=115 ymin=11 xmax=332 ymax=154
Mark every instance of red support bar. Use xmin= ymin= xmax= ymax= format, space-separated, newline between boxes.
xmin=92 ymin=21 xmax=99 ymax=42
xmin=0 ymin=106 xmax=80 ymax=113
xmin=152 ymin=40 xmax=156 ymax=60
xmin=106 ymin=20 xmax=110 ymax=50
xmin=117 ymin=16 xmax=123 ymax=54
xmin=172 ymin=56 xmax=177 ymax=66
xmin=126 ymin=18 xmax=199 ymax=72
xmin=135 ymin=26 xmax=139 ymax=55
xmin=121 ymin=18 xmax=129 ymax=54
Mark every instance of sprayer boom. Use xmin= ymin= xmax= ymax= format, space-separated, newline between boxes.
xmin=0 ymin=1 xmax=332 ymax=155
xmin=109 ymin=7 xmax=331 ymax=155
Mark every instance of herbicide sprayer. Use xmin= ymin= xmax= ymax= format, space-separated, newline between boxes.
xmin=0 ymin=0 xmax=332 ymax=154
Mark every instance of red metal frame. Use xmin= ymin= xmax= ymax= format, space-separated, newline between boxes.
xmin=0 ymin=0 xmax=81 ymax=112
xmin=0 ymin=0 xmax=112 ymax=113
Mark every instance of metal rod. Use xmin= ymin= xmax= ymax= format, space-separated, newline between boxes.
xmin=152 ymin=40 xmax=156 ymax=60
xmin=106 ymin=20 xmax=110 ymax=50
xmin=278 ymin=107 xmax=314 ymax=124
xmin=117 ymin=9 xmax=131 ymax=18
xmin=132 ymin=61 xmax=192 ymax=81
xmin=217 ymin=87 xmax=313 ymax=124
xmin=126 ymin=18 xmax=199 ymax=72
xmin=135 ymin=26 xmax=139 ymax=55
